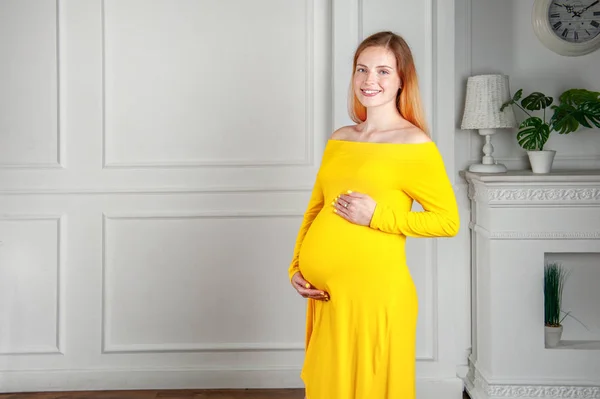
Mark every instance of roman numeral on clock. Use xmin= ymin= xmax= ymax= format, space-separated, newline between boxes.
xmin=562 ymin=28 xmax=569 ymax=37
xmin=551 ymin=13 xmax=560 ymax=18
xmin=574 ymin=31 xmax=579 ymax=41
xmin=594 ymin=11 xmax=600 ymax=16
xmin=553 ymin=21 xmax=563 ymax=30
xmin=591 ymin=20 xmax=600 ymax=28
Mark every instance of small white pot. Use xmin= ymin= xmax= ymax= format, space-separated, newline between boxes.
xmin=527 ymin=150 xmax=556 ymax=174
xmin=545 ymin=325 xmax=563 ymax=348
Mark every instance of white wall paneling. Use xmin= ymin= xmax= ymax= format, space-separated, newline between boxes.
xmin=0 ymin=215 xmax=64 ymax=355
xmin=0 ymin=194 xmax=311 ymax=378
xmin=101 ymin=212 xmax=305 ymax=354
xmin=0 ymin=0 xmax=330 ymax=390
xmin=0 ymin=1 xmax=467 ymax=397
xmin=102 ymin=0 xmax=317 ymax=168
xmin=331 ymin=0 xmax=361 ymax=129
xmin=0 ymin=0 xmax=61 ymax=168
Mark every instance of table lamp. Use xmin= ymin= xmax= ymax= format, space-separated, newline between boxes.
xmin=461 ymin=74 xmax=517 ymax=173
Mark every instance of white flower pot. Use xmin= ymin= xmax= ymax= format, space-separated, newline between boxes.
xmin=545 ymin=325 xmax=563 ymax=347
xmin=527 ymin=150 xmax=556 ymax=174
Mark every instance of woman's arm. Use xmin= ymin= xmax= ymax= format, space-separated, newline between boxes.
xmin=288 ymin=178 xmax=324 ymax=281
xmin=369 ymin=147 xmax=459 ymax=237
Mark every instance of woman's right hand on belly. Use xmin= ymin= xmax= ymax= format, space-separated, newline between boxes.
xmin=291 ymin=272 xmax=330 ymax=301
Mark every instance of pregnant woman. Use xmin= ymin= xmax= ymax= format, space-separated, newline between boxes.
xmin=288 ymin=31 xmax=460 ymax=399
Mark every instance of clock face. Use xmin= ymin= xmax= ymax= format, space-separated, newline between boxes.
xmin=548 ymin=0 xmax=600 ymax=42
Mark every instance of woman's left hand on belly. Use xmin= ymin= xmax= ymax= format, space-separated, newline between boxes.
xmin=291 ymin=271 xmax=330 ymax=301
xmin=333 ymin=190 xmax=376 ymax=226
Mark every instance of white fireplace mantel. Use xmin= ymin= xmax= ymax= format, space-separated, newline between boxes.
xmin=461 ymin=170 xmax=600 ymax=399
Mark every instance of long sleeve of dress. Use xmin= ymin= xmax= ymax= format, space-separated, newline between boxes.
xmin=369 ymin=146 xmax=459 ymax=238
xmin=288 ymin=178 xmax=325 ymax=281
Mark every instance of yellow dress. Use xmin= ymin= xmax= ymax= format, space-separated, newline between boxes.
xmin=288 ymin=139 xmax=459 ymax=399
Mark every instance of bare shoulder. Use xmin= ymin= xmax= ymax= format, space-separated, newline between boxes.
xmin=395 ymin=127 xmax=432 ymax=144
xmin=330 ymin=125 xmax=361 ymax=141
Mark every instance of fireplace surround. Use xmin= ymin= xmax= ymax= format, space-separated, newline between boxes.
xmin=461 ymin=170 xmax=600 ymax=399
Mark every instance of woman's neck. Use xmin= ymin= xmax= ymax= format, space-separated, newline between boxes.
xmin=361 ymin=104 xmax=407 ymax=133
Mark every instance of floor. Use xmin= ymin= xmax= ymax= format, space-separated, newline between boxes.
xmin=0 ymin=389 xmax=472 ymax=399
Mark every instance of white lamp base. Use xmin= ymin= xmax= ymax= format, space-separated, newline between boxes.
xmin=469 ymin=162 xmax=507 ymax=173
xmin=470 ymin=128 xmax=507 ymax=174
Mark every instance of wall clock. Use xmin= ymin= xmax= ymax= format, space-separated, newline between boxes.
xmin=532 ymin=0 xmax=600 ymax=56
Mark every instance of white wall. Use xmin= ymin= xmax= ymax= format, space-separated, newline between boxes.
xmin=0 ymin=0 xmax=325 ymax=390
xmin=0 ymin=1 xmax=467 ymax=397
xmin=456 ymin=0 xmax=600 ymax=172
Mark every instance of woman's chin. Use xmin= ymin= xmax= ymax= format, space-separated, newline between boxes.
xmin=357 ymin=98 xmax=390 ymax=109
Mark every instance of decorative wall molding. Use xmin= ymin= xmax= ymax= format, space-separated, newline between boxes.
xmin=469 ymin=223 xmax=600 ymax=240
xmin=471 ymin=187 xmax=600 ymax=203
xmin=0 ymin=0 xmax=62 ymax=169
xmin=103 ymin=342 xmax=305 ymax=354
xmin=100 ymin=211 xmax=305 ymax=354
xmin=102 ymin=211 xmax=306 ymax=220
xmin=496 ymin=154 xmax=600 ymax=163
xmin=100 ymin=0 xmax=315 ymax=169
xmin=423 ymin=0 xmax=437 ymax=362
xmin=464 ymin=0 xmax=474 ymax=162
xmin=491 ymin=231 xmax=600 ymax=240
xmin=421 ymin=238 xmax=436 ymax=362
xmin=424 ymin=0 xmax=434 ymax=138
xmin=463 ymin=170 xmax=600 ymax=204
xmin=470 ymin=366 xmax=600 ymax=399
xmin=332 ymin=0 xmax=361 ymax=128
xmin=99 ymin=211 xmax=436 ymax=361
xmin=0 ymin=214 xmax=64 ymax=355
xmin=0 ymin=186 xmax=314 ymax=195
xmin=487 ymin=386 xmax=600 ymax=399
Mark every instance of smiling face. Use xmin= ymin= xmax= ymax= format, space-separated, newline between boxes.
xmin=353 ymin=46 xmax=402 ymax=111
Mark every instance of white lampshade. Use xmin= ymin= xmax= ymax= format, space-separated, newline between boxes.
xmin=461 ymin=74 xmax=517 ymax=130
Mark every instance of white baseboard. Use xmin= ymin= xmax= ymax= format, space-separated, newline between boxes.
xmin=0 ymin=367 xmax=300 ymax=393
xmin=0 ymin=368 xmax=464 ymax=398
xmin=418 ymin=378 xmax=465 ymax=399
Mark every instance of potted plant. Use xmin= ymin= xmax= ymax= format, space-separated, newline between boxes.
xmin=544 ymin=262 xmax=570 ymax=347
xmin=501 ymin=88 xmax=600 ymax=173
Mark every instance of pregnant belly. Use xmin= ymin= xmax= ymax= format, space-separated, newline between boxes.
xmin=298 ymin=210 xmax=406 ymax=290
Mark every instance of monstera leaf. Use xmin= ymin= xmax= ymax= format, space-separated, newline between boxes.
xmin=501 ymin=87 xmax=600 ymax=152
xmin=558 ymin=89 xmax=600 ymax=107
xmin=500 ymin=89 xmax=522 ymax=112
xmin=516 ymin=117 xmax=550 ymax=151
xmin=551 ymin=98 xmax=600 ymax=134
xmin=521 ymin=92 xmax=553 ymax=111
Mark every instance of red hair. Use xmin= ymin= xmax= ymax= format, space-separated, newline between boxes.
xmin=349 ymin=31 xmax=428 ymax=135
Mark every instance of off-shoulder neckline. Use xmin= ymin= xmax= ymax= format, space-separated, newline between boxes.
xmin=327 ymin=139 xmax=436 ymax=146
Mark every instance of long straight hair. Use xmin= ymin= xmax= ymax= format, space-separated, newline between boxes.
xmin=349 ymin=31 xmax=429 ymax=135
